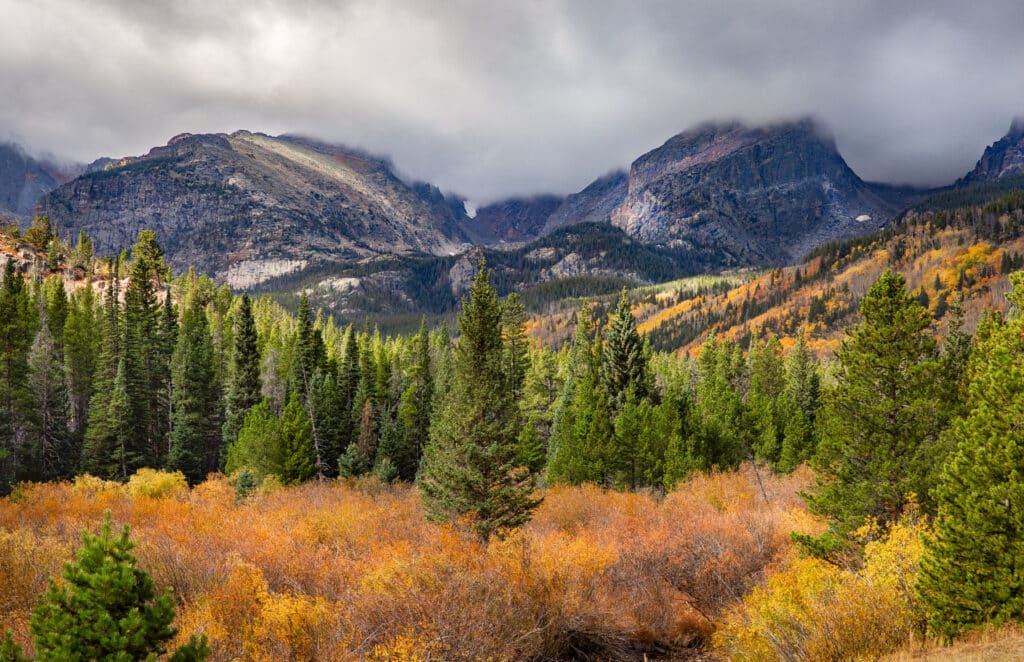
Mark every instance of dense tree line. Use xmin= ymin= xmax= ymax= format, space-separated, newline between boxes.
xmin=0 ymin=228 xmax=824 ymax=500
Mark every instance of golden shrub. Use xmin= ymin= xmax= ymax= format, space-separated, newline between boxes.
xmin=125 ymin=468 xmax=189 ymax=499
xmin=715 ymin=516 xmax=928 ymax=661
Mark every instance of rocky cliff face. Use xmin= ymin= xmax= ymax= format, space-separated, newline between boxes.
xmin=610 ymin=119 xmax=920 ymax=264
xmin=0 ymin=143 xmax=80 ymax=219
xmin=959 ymin=118 xmax=1024 ymax=185
xmin=38 ymin=131 xmax=471 ymax=286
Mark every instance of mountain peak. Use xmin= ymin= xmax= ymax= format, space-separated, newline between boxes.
xmin=958 ymin=117 xmax=1024 ymax=186
xmin=1009 ymin=117 xmax=1024 ymax=140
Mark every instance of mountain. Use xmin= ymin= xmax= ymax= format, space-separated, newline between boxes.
xmin=609 ymin=119 xmax=925 ymax=265
xmin=959 ymin=118 xmax=1024 ymax=185
xmin=460 ymin=194 xmax=563 ymax=244
xmin=0 ymin=142 xmax=80 ymax=219
xmin=475 ymin=120 xmax=924 ymax=265
xmin=37 ymin=131 xmax=471 ymax=287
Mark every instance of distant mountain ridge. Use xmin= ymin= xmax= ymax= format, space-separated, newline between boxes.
xmin=1 ymin=115 xmax=1020 ymax=324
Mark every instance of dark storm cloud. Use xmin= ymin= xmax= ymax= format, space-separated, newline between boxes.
xmin=2 ymin=0 xmax=1023 ymax=202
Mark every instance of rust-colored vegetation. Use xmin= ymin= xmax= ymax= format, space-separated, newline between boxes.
xmin=0 ymin=466 xmax=812 ymax=660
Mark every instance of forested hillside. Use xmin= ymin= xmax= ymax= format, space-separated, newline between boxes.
xmin=523 ymin=189 xmax=1024 ymax=358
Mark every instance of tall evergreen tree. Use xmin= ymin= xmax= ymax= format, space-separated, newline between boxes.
xmin=122 ymin=231 xmax=164 ymax=470
xmin=777 ymin=335 xmax=821 ymax=472
xmin=547 ymin=304 xmax=610 ymax=484
xmin=0 ymin=260 xmax=37 ymax=492
xmin=25 ymin=320 xmax=73 ymax=481
xmin=152 ymin=296 xmax=177 ymax=464
xmin=418 ymin=261 xmax=541 ymax=541
xmin=279 ymin=392 xmax=315 ymax=485
xmin=80 ymin=270 xmax=122 ymax=479
xmin=222 ymin=293 xmax=262 ymax=451
xmin=337 ymin=326 xmax=360 ymax=453
xmin=168 ymin=298 xmax=220 ymax=484
xmin=917 ymin=276 xmax=1024 ymax=639
xmin=501 ymin=293 xmax=529 ymax=406
xmin=601 ymin=288 xmax=652 ymax=411
xmin=801 ymin=270 xmax=947 ymax=557
xmin=517 ymin=348 xmax=562 ymax=474
xmin=747 ymin=335 xmax=786 ymax=465
xmin=395 ymin=320 xmax=434 ymax=480
xmin=225 ymin=400 xmax=283 ymax=480
xmin=63 ymin=287 xmax=98 ymax=439
xmin=107 ymin=360 xmax=132 ymax=480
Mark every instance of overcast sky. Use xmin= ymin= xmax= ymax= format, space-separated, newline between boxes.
xmin=2 ymin=0 xmax=1023 ymax=202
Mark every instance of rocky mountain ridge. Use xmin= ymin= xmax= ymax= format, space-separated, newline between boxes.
xmin=472 ymin=119 xmax=924 ymax=265
xmin=37 ymin=131 xmax=472 ymax=287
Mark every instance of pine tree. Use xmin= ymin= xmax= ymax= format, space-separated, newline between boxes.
xmin=63 ymin=287 xmax=98 ymax=438
xmin=939 ymin=292 xmax=972 ymax=415
xmin=22 ymin=214 xmax=52 ymax=252
xmin=395 ymin=320 xmax=434 ymax=481
xmin=610 ymin=389 xmax=664 ymax=489
xmin=777 ymin=335 xmax=821 ymax=472
xmin=747 ymin=335 xmax=786 ymax=464
xmin=501 ymin=293 xmax=529 ymax=406
xmin=30 ymin=512 xmax=209 ymax=660
xmin=222 ymin=294 xmax=262 ymax=450
xmin=309 ymin=370 xmax=344 ymax=476
xmin=168 ymin=298 xmax=220 ymax=484
xmin=547 ymin=304 xmax=611 ymax=484
xmin=0 ymin=260 xmax=38 ymax=493
xmin=418 ymin=261 xmax=541 ymax=541
xmin=601 ymin=288 xmax=652 ymax=411
xmin=225 ymin=400 xmax=283 ymax=480
xmin=336 ymin=326 xmax=360 ymax=454
xmin=108 ymin=360 xmax=132 ymax=480
xmin=152 ymin=297 xmax=177 ymax=465
xmin=122 ymin=231 xmax=164 ymax=470
xmin=80 ymin=271 xmax=122 ymax=479
xmin=431 ymin=323 xmax=454 ymax=410
xmin=279 ymin=392 xmax=314 ymax=485
xmin=26 ymin=321 xmax=73 ymax=481
xmin=688 ymin=334 xmax=746 ymax=473
xmin=917 ymin=274 xmax=1024 ymax=639
xmin=801 ymin=270 xmax=947 ymax=557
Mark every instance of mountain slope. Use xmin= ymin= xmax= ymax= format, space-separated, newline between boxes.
xmin=0 ymin=143 xmax=80 ymax=219
xmin=597 ymin=190 xmax=1024 ymax=357
xmin=37 ymin=131 xmax=471 ymax=286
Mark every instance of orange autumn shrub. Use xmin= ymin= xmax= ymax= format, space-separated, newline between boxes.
xmin=0 ymin=464 xmax=810 ymax=660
